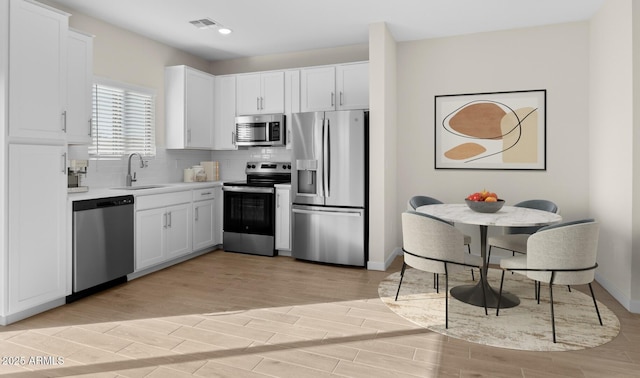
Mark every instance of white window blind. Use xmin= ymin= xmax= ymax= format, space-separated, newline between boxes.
xmin=90 ymin=80 xmax=156 ymax=158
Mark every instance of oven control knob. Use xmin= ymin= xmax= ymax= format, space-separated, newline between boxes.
xmin=246 ymin=164 xmax=251 ymax=169
xmin=287 ymin=164 xmax=291 ymax=169
xmin=282 ymin=164 xmax=286 ymax=169
xmin=251 ymin=164 xmax=256 ymax=168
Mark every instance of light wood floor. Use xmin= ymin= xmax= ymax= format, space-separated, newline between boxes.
xmin=1 ymin=250 xmax=639 ymax=377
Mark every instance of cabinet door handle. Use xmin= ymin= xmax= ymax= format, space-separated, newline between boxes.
xmin=340 ymin=91 xmax=343 ymax=106
xmin=195 ymin=207 xmax=199 ymax=221
xmin=62 ymin=111 xmax=67 ymax=132
xmin=331 ymin=92 xmax=334 ymax=107
xmin=163 ymin=213 xmax=167 ymax=228
xmin=167 ymin=211 xmax=172 ymax=228
xmin=232 ymin=131 xmax=236 ymax=145
xmin=61 ymin=152 xmax=67 ymax=173
xmin=260 ymin=97 xmax=264 ymax=110
xmin=201 ymin=192 xmax=212 ymax=196
xmin=88 ymin=118 xmax=92 ymax=137
xmin=256 ymin=97 xmax=260 ymax=111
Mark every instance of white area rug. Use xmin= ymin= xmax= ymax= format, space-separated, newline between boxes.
xmin=379 ymin=268 xmax=620 ymax=351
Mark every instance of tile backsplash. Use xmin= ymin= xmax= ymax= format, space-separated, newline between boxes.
xmin=68 ymin=145 xmax=292 ymax=188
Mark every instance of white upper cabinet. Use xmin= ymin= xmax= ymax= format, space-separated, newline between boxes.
xmin=213 ymin=74 xmax=237 ymax=150
xmin=165 ymin=65 xmax=215 ymax=149
xmin=236 ymin=71 xmax=285 ymax=115
xmin=9 ymin=0 xmax=69 ymax=140
xmin=300 ymin=66 xmax=335 ymax=112
xmin=336 ymin=62 xmax=369 ymax=110
xmin=300 ymin=62 xmax=369 ymax=112
xmin=66 ymin=29 xmax=93 ymax=144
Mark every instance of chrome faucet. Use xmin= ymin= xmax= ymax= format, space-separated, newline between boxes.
xmin=126 ymin=153 xmax=145 ymax=186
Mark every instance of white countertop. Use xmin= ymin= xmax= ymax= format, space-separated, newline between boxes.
xmin=68 ymin=181 xmax=223 ymax=201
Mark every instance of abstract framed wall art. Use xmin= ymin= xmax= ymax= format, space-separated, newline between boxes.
xmin=434 ymin=89 xmax=546 ymax=170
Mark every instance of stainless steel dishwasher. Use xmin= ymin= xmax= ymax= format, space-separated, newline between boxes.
xmin=69 ymin=195 xmax=135 ymax=301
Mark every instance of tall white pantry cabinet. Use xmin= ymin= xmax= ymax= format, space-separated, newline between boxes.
xmin=1 ymin=0 xmax=70 ymax=324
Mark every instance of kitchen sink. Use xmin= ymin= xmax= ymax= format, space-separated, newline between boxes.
xmin=111 ymin=185 xmax=166 ymax=191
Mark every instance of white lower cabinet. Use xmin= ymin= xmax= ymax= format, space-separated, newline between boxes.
xmin=135 ymin=191 xmax=192 ymax=271
xmin=275 ymin=185 xmax=291 ymax=251
xmin=135 ymin=186 xmax=223 ymax=272
xmin=193 ymin=199 xmax=215 ymax=250
xmin=193 ymin=186 xmax=223 ymax=250
xmin=8 ymin=144 xmax=67 ymax=314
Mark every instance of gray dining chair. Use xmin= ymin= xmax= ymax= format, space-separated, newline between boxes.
xmin=487 ymin=199 xmax=559 ymax=263
xmin=496 ymin=219 xmax=602 ymax=343
xmin=396 ymin=211 xmax=487 ymax=328
xmin=408 ymin=195 xmax=475 ymax=284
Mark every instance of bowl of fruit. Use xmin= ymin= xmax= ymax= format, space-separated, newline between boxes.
xmin=465 ymin=190 xmax=504 ymax=213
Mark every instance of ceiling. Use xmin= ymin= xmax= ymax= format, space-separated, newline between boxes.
xmin=49 ymin=0 xmax=605 ymax=62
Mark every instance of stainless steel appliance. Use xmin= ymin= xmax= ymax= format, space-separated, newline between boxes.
xmin=291 ymin=110 xmax=369 ymax=266
xmin=235 ymin=113 xmax=285 ymax=147
xmin=68 ymin=195 xmax=135 ymax=302
xmin=223 ymin=162 xmax=291 ymax=256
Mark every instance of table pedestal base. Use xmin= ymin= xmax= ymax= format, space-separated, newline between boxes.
xmin=450 ymin=280 xmax=520 ymax=309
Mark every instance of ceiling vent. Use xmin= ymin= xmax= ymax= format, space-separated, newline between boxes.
xmin=189 ymin=18 xmax=217 ymax=29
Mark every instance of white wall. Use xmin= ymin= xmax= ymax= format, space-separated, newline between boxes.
xmin=395 ymin=22 xmax=591 ymax=254
xmin=210 ymin=44 xmax=368 ymax=75
xmin=589 ymin=0 xmax=637 ymax=311
xmin=368 ymin=23 xmax=398 ymax=270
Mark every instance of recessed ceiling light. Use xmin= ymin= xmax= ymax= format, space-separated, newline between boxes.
xmin=218 ymin=27 xmax=232 ymax=35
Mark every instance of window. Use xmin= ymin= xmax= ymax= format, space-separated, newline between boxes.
xmin=90 ymin=79 xmax=156 ymax=158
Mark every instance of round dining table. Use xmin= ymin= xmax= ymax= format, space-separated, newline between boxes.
xmin=416 ymin=203 xmax=562 ymax=308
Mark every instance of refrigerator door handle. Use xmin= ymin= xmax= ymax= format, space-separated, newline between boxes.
xmin=323 ymin=118 xmax=330 ymax=198
xmin=326 ymin=118 xmax=331 ymax=197
xmin=292 ymin=208 xmax=362 ymax=217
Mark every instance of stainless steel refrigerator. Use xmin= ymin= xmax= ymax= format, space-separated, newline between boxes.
xmin=291 ymin=110 xmax=368 ymax=266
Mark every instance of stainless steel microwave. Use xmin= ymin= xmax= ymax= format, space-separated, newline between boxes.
xmin=235 ymin=114 xmax=285 ymax=147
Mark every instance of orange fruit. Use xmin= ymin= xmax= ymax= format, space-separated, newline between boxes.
xmin=485 ymin=196 xmax=497 ymax=202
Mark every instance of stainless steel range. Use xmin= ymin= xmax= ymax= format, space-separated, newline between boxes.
xmin=222 ymin=162 xmax=291 ymax=256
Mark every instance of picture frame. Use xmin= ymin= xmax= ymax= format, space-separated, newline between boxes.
xmin=434 ymin=89 xmax=546 ymax=170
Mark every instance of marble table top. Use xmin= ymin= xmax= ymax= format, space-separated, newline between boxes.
xmin=416 ymin=204 xmax=562 ymax=227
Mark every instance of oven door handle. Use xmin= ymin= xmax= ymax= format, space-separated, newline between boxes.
xmin=222 ymin=186 xmax=275 ymax=194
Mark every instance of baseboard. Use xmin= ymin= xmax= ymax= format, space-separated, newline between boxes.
xmin=367 ymin=247 xmax=401 ymax=271
xmin=595 ymin=271 xmax=640 ymax=314
xmin=0 ymin=298 xmax=66 ymax=326
xmin=128 ymin=246 xmax=218 ymax=280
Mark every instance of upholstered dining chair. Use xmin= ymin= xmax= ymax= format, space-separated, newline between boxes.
xmin=487 ymin=199 xmax=559 ymax=263
xmin=396 ymin=211 xmax=487 ymax=329
xmin=495 ymin=219 xmax=602 ymax=343
xmin=408 ymin=195 xmax=475 ymax=284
